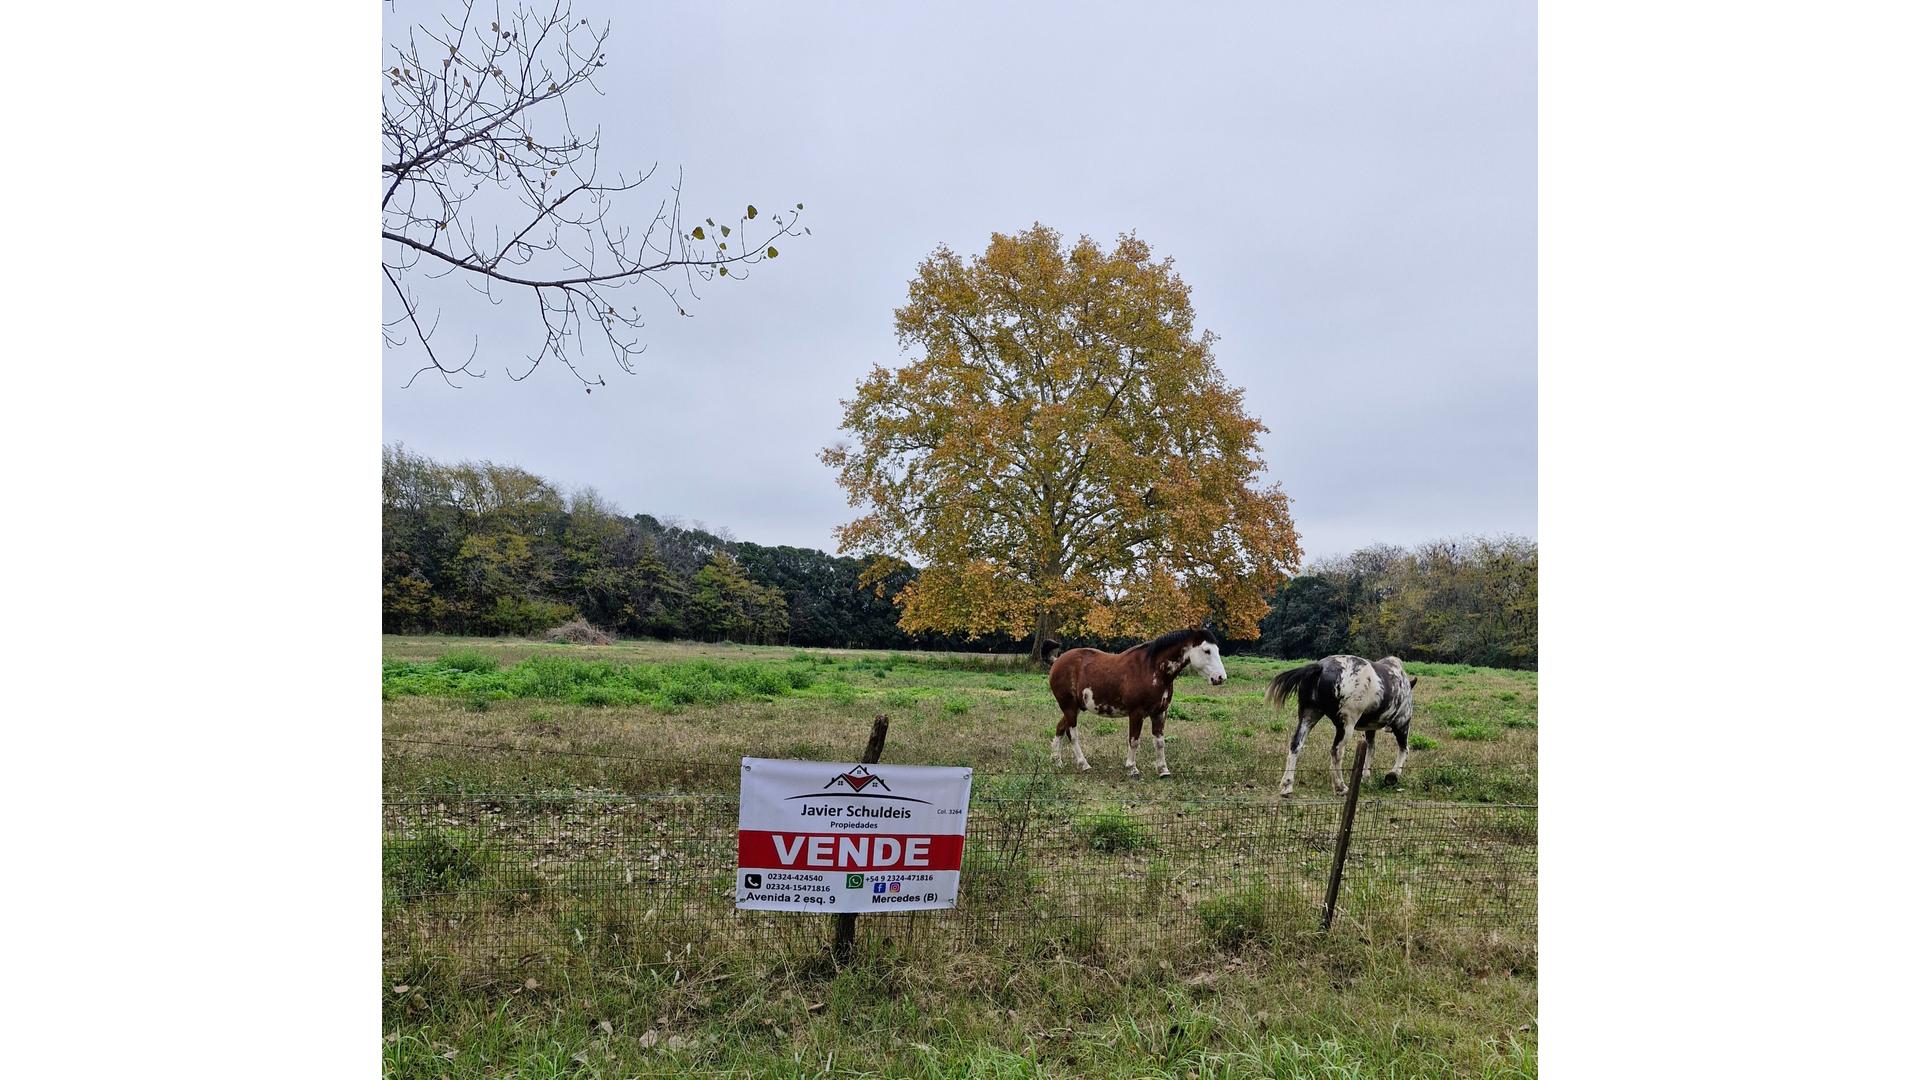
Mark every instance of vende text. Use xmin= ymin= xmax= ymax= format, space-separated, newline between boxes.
xmin=738 ymin=830 xmax=964 ymax=871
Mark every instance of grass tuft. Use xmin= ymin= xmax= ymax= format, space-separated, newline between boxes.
xmin=1197 ymin=888 xmax=1270 ymax=948
xmin=1078 ymin=805 xmax=1149 ymax=852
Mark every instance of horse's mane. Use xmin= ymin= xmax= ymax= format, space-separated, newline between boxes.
xmin=1135 ymin=626 xmax=1219 ymax=662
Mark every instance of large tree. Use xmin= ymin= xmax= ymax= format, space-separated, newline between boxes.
xmin=823 ymin=225 xmax=1302 ymax=658
xmin=382 ymin=1 xmax=805 ymax=389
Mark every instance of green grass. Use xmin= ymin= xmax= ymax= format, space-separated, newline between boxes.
xmin=1407 ymin=762 xmax=1537 ymax=804
xmin=1078 ymin=805 xmax=1150 ymax=852
xmin=383 ymin=637 xmax=1537 ymax=804
xmin=383 ymin=654 xmax=816 ymax=711
xmin=383 ymin=943 xmax=1537 ymax=1079
xmin=1196 ymin=887 xmax=1271 ymax=948
xmin=383 ymin=828 xmax=540 ymax=902
xmin=437 ymin=649 xmax=501 ymax=674
xmin=383 ymin=637 xmax=1537 ymax=1079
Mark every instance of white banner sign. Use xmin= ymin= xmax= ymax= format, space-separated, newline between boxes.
xmin=736 ymin=757 xmax=973 ymax=912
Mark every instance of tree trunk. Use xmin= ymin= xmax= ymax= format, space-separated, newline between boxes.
xmin=1028 ymin=608 xmax=1057 ymax=662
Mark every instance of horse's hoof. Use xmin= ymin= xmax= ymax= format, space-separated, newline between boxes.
xmin=1157 ymin=770 xmax=1171 ymax=780
xmin=1380 ymin=772 xmax=1401 ymax=787
xmin=1127 ymin=769 xmax=1141 ymax=780
xmin=1281 ymin=789 xmax=1295 ymax=799
xmin=1079 ymin=762 xmax=1092 ymax=773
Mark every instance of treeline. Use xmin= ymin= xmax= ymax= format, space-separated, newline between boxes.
xmin=1255 ymin=538 xmax=1538 ymax=669
xmin=383 ymin=446 xmax=1535 ymax=667
xmin=381 ymin=446 xmax=1018 ymax=650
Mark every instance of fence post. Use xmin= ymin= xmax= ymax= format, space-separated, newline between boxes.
xmin=1321 ymin=735 xmax=1372 ymax=931
xmin=832 ymin=714 xmax=890 ymax=965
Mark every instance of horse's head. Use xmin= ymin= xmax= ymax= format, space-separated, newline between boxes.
xmin=1183 ymin=626 xmax=1227 ymax=685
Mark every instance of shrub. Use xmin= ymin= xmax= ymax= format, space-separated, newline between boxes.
xmin=489 ymin=597 xmax=576 ymax=635
xmin=438 ymin=650 xmax=500 ymax=674
xmin=545 ymin=618 xmax=615 ymax=645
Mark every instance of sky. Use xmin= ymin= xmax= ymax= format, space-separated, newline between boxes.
xmin=382 ymin=1 xmax=1536 ymax=563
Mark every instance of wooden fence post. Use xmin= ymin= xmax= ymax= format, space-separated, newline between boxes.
xmin=832 ymin=714 xmax=890 ymax=965
xmin=1321 ymin=736 xmax=1372 ymax=931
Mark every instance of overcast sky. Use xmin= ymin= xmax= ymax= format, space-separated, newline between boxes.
xmin=383 ymin=1 xmax=1535 ymax=563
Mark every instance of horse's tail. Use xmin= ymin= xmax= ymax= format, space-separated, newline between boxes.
xmin=1265 ymin=662 xmax=1320 ymax=712
xmin=1039 ymin=639 xmax=1064 ymax=667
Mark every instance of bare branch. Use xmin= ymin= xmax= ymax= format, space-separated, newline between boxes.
xmin=382 ymin=1 xmax=805 ymax=388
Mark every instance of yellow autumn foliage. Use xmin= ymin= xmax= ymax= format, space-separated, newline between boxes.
xmin=822 ymin=225 xmax=1301 ymax=647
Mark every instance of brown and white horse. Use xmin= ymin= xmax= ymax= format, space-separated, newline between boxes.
xmin=1042 ymin=627 xmax=1228 ymax=779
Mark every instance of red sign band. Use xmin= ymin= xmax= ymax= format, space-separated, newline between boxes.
xmin=737 ymin=830 xmax=965 ymax=872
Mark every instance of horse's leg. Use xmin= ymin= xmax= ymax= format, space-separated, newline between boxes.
xmin=1280 ymin=710 xmax=1318 ymax=796
xmin=1384 ymin=724 xmax=1409 ymax=785
xmin=1051 ymin=708 xmax=1076 ymax=768
xmin=1150 ymin=711 xmax=1170 ymax=779
xmin=1330 ymin=721 xmax=1356 ymax=795
xmin=1125 ymin=714 xmax=1144 ymax=779
xmin=1361 ymin=729 xmax=1377 ymax=782
xmin=1067 ymin=711 xmax=1091 ymax=771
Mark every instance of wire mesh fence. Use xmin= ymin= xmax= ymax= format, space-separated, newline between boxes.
xmin=383 ymin=785 xmax=1534 ymax=980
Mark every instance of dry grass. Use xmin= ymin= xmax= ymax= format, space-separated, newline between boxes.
xmin=544 ymin=618 xmax=616 ymax=645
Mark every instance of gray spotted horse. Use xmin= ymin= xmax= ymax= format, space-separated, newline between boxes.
xmin=1265 ymin=655 xmax=1418 ymax=796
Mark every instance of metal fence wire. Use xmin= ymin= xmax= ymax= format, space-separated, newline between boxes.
xmin=383 ymin=787 xmax=1535 ymax=977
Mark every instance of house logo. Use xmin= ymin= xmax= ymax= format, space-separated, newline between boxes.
xmin=784 ymin=765 xmax=930 ymax=804
xmin=822 ymin=765 xmax=891 ymax=793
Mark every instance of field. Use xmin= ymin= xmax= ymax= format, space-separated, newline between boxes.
xmin=384 ymin=637 xmax=1538 ymax=1078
